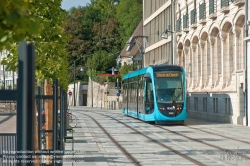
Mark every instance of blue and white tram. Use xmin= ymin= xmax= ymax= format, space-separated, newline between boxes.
xmin=122 ymin=64 xmax=187 ymax=124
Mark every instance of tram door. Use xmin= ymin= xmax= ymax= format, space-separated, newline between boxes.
xmin=144 ymin=78 xmax=154 ymax=114
xmin=138 ymin=79 xmax=144 ymax=117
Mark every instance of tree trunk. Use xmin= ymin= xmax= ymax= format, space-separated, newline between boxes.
xmin=45 ymin=79 xmax=53 ymax=165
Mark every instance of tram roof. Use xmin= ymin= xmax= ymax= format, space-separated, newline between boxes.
xmin=123 ymin=64 xmax=183 ymax=80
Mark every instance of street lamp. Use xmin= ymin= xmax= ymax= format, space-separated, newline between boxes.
xmin=161 ymin=29 xmax=176 ymax=65
xmin=161 ymin=29 xmax=174 ymax=39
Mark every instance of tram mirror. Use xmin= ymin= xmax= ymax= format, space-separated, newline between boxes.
xmin=144 ymin=73 xmax=151 ymax=79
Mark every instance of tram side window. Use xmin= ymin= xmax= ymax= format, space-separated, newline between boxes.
xmin=130 ymin=82 xmax=135 ymax=105
xmin=123 ymin=83 xmax=127 ymax=103
xmin=138 ymin=80 xmax=143 ymax=106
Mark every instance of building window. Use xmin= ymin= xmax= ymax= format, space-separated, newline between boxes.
xmin=187 ymin=96 xmax=190 ymax=110
xmin=183 ymin=14 xmax=188 ymax=29
xmin=194 ymin=97 xmax=198 ymax=111
xmin=176 ymin=18 xmax=181 ymax=32
xmin=213 ymin=98 xmax=218 ymax=113
xmin=225 ymin=98 xmax=231 ymax=114
xmin=221 ymin=0 xmax=229 ymax=8
xmin=190 ymin=9 xmax=196 ymax=25
xmin=209 ymin=0 xmax=217 ymax=15
xmin=203 ymin=97 xmax=207 ymax=112
xmin=199 ymin=3 xmax=206 ymax=20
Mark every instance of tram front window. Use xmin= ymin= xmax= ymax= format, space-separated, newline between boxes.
xmin=155 ymin=71 xmax=183 ymax=103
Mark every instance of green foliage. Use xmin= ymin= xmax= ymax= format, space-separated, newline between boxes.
xmin=86 ymin=68 xmax=120 ymax=84
xmin=94 ymin=0 xmax=120 ymax=19
xmin=0 ymin=0 xmax=39 ymax=50
xmin=87 ymin=50 xmax=117 ymax=71
xmin=115 ymin=0 xmax=142 ymax=46
xmin=119 ymin=64 xmax=133 ymax=78
xmin=85 ymin=50 xmax=120 ymax=83
xmin=8 ymin=85 xmax=12 ymax=90
xmin=65 ymin=1 xmax=123 ymax=84
xmin=0 ymin=0 xmax=70 ymax=90
xmin=64 ymin=0 xmax=141 ymax=87
xmin=64 ymin=6 xmax=100 ymax=83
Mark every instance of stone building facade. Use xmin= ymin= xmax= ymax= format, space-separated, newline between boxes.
xmin=142 ymin=0 xmax=246 ymax=125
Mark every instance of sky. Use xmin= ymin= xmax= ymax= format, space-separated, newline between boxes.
xmin=61 ymin=0 xmax=91 ymax=10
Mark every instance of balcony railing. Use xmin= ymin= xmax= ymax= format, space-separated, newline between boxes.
xmin=199 ymin=3 xmax=206 ymax=20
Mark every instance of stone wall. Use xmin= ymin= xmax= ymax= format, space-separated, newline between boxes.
xmin=87 ymin=78 xmax=122 ymax=109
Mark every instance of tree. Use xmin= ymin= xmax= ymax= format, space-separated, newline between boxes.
xmin=116 ymin=0 xmax=142 ymax=46
xmin=1 ymin=0 xmax=70 ymax=89
xmin=87 ymin=50 xmax=117 ymax=72
xmin=1 ymin=2 xmax=69 ymax=164
xmin=0 ymin=0 xmax=39 ymax=50
xmin=64 ymin=6 xmax=100 ymax=83
xmin=119 ymin=64 xmax=133 ymax=78
xmin=65 ymin=3 xmax=122 ymax=83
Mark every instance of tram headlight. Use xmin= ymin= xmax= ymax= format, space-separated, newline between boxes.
xmin=159 ymin=107 xmax=166 ymax=111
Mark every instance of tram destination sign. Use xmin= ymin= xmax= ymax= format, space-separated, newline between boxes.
xmin=156 ymin=73 xmax=179 ymax=77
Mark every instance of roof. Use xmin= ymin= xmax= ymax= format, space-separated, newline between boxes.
xmin=120 ymin=20 xmax=143 ymax=58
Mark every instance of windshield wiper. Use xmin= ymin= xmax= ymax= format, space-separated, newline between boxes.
xmin=172 ymin=89 xmax=182 ymax=102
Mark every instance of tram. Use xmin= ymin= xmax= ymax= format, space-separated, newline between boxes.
xmin=122 ymin=64 xmax=187 ymax=124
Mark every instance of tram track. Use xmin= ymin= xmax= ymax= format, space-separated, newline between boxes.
xmin=100 ymin=111 xmax=250 ymax=145
xmin=117 ymin=112 xmax=250 ymax=161
xmin=78 ymin=110 xmax=250 ymax=165
xmin=184 ymin=125 xmax=250 ymax=145
xmin=79 ymin=112 xmax=142 ymax=166
xmin=154 ymin=125 xmax=250 ymax=160
xmin=86 ymin=112 xmax=207 ymax=166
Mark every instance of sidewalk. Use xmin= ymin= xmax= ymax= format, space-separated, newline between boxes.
xmin=0 ymin=115 xmax=16 ymax=133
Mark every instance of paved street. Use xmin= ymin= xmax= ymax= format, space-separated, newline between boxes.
xmin=63 ymin=107 xmax=250 ymax=166
xmin=1 ymin=107 xmax=250 ymax=165
xmin=0 ymin=115 xmax=16 ymax=133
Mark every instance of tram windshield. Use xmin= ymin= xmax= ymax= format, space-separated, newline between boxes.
xmin=154 ymin=71 xmax=183 ymax=103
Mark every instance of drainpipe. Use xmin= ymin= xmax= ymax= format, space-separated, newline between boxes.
xmin=244 ymin=0 xmax=248 ymax=126
xmin=172 ymin=0 xmax=176 ymax=65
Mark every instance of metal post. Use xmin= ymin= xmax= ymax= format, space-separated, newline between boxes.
xmin=52 ymin=79 xmax=58 ymax=166
xmin=132 ymin=57 xmax=134 ymax=70
xmin=3 ymin=65 xmax=5 ymax=89
xmin=91 ymin=59 xmax=93 ymax=107
xmin=16 ymin=42 xmax=28 ymax=166
xmin=59 ymin=87 xmax=64 ymax=166
xmin=74 ymin=60 xmax=76 ymax=106
xmin=27 ymin=43 xmax=35 ymax=166
xmin=53 ymin=79 xmax=58 ymax=152
xmin=171 ymin=0 xmax=176 ymax=65
xmin=244 ymin=0 xmax=249 ymax=126
xmin=37 ymin=87 xmax=42 ymax=150
xmin=12 ymin=71 xmax=14 ymax=89
xmin=60 ymin=87 xmax=64 ymax=151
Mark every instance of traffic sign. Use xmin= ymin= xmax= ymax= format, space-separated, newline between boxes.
xmin=68 ymin=91 xmax=72 ymax=96
xmin=116 ymin=93 xmax=120 ymax=97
